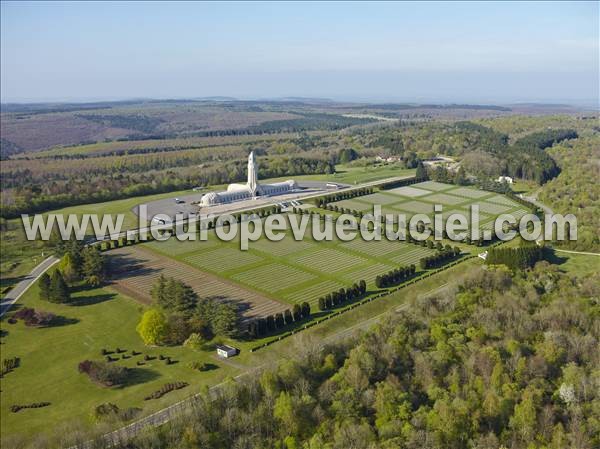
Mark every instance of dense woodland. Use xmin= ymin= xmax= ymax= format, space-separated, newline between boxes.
xmin=368 ymin=122 xmax=576 ymax=184
xmin=99 ymin=264 xmax=598 ymax=449
xmin=539 ymin=136 xmax=600 ymax=252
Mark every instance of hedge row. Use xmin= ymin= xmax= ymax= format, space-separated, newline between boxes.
xmin=10 ymin=402 xmax=51 ymax=413
xmin=144 ymin=382 xmax=188 ymax=400
xmin=419 ymin=248 xmax=461 ymax=269
xmin=249 ymin=254 xmax=477 ymax=352
xmin=248 ymin=302 xmax=310 ymax=338
xmin=1 ymin=356 xmax=20 ymax=377
xmin=316 ymin=187 xmax=374 ymax=207
xmin=318 ymin=281 xmax=367 ymax=311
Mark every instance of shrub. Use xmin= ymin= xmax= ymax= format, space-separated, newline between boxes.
xmin=275 ymin=313 xmax=285 ymax=328
xmin=189 ymin=361 xmax=213 ymax=371
xmin=292 ymin=304 xmax=302 ymax=321
xmin=93 ymin=403 xmax=141 ymax=422
xmin=183 ymin=333 xmax=204 ymax=350
xmin=284 ymin=309 xmax=293 ymax=325
xmin=93 ymin=402 xmax=119 ymax=421
xmin=144 ymin=382 xmax=188 ymax=400
xmin=266 ymin=315 xmax=275 ymax=331
xmin=301 ymin=302 xmax=310 ymax=318
xmin=136 ymin=308 xmax=168 ymax=345
xmin=318 ymin=297 xmax=326 ymax=311
xmin=10 ymin=402 xmax=50 ymax=413
xmin=1 ymin=357 xmax=20 ymax=376
xmin=248 ymin=320 xmax=259 ymax=338
xmin=78 ymin=360 xmax=128 ymax=387
xmin=13 ymin=308 xmax=56 ymax=327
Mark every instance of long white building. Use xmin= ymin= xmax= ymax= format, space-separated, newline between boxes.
xmin=199 ymin=151 xmax=298 ymax=206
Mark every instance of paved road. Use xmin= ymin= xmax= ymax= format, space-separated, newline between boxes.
xmin=0 ymin=256 xmax=60 ymax=317
xmin=521 ymin=193 xmax=554 ymax=215
xmin=550 ymin=248 xmax=600 ymax=257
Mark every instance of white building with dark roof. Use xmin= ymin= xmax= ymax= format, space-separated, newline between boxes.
xmin=216 ymin=344 xmax=238 ymax=358
xmin=200 ymin=151 xmax=298 ymax=206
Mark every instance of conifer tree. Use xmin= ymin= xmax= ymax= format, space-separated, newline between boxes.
xmin=39 ymin=272 xmax=51 ymax=301
xmin=50 ymin=269 xmax=70 ymax=303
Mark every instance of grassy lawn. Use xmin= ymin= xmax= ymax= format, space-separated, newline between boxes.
xmin=550 ymin=252 xmax=600 ymax=277
xmin=0 ymin=283 xmax=239 ymax=440
xmin=310 ymin=164 xmax=414 ymax=185
xmin=144 ymin=214 xmax=440 ymax=309
xmin=0 ymin=223 xmax=48 ymax=298
xmin=510 ymin=179 xmax=540 ymax=196
xmin=331 ymin=181 xmax=531 ymax=234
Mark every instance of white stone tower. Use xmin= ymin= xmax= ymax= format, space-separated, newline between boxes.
xmin=247 ymin=151 xmax=259 ymax=196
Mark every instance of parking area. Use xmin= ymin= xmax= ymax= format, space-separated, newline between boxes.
xmin=132 ymin=180 xmax=349 ymax=222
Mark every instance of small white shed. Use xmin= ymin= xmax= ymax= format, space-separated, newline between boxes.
xmin=216 ymin=344 xmax=238 ymax=358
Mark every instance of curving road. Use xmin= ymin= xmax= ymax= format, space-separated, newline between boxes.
xmin=0 ymin=256 xmax=60 ymax=317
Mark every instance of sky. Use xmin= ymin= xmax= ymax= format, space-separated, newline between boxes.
xmin=1 ymin=1 xmax=598 ymax=105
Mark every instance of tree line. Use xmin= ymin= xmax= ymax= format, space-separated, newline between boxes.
xmin=1 ymin=154 xmax=333 ymax=218
xmin=38 ymin=239 xmax=107 ymax=304
xmin=486 ymin=244 xmax=546 ymax=270
xmin=247 ymin=302 xmax=311 ymax=339
xmin=318 ymin=280 xmax=367 ymax=310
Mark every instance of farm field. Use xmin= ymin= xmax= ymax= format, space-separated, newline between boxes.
xmin=330 ymin=181 xmax=531 ymax=233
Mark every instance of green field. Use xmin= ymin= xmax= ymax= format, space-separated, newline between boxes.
xmin=0 ymin=284 xmax=239 ymax=440
xmin=146 ymin=215 xmax=439 ymax=309
xmin=549 ymin=251 xmax=600 ymax=277
xmin=331 ymin=181 xmax=531 ymax=233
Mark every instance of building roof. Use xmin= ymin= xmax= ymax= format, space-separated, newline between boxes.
xmin=216 ymin=344 xmax=237 ymax=352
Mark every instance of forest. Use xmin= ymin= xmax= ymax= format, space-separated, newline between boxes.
xmin=105 ymin=264 xmax=599 ymax=449
xmin=369 ymin=121 xmax=576 ymax=184
xmin=539 ymin=135 xmax=600 ymax=252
